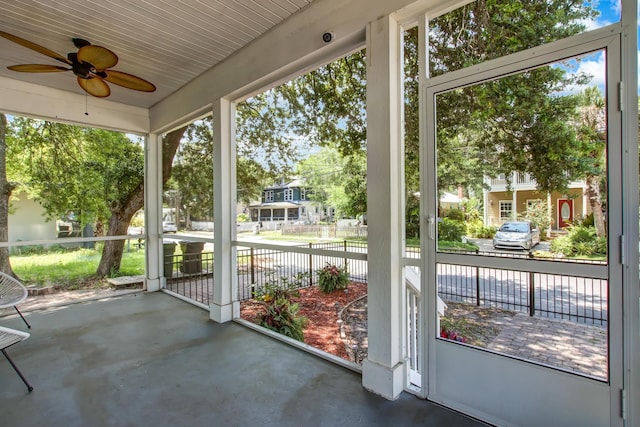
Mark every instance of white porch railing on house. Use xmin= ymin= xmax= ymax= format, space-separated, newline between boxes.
xmin=405 ymin=266 xmax=422 ymax=390
xmin=486 ymin=172 xmax=585 ymax=190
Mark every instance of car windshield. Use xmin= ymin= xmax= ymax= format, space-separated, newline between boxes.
xmin=499 ymin=223 xmax=530 ymax=233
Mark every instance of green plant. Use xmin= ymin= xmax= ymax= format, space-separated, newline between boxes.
xmin=253 ymin=273 xmax=309 ymax=341
xmin=438 ymin=218 xmax=466 ymax=242
xmin=519 ymin=199 xmax=550 ymax=240
xmin=259 ymin=297 xmax=307 ymax=341
xmin=466 ymin=220 xmax=497 ymax=239
xmin=445 ymin=208 xmax=465 ymax=221
xmin=549 ymin=224 xmax=606 ymax=257
xmin=317 ymin=263 xmax=349 ymax=294
xmin=252 ymin=273 xmax=305 ymax=302
xmin=550 ymin=235 xmax=574 ymax=256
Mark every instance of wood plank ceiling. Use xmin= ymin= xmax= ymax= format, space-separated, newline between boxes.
xmin=0 ymin=0 xmax=315 ymax=108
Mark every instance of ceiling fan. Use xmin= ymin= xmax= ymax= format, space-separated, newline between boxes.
xmin=0 ymin=31 xmax=156 ymax=98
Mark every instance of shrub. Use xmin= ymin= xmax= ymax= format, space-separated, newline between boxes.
xmin=445 ymin=208 xmax=465 ymax=221
xmin=259 ymin=297 xmax=307 ymax=341
xmin=519 ymin=199 xmax=551 ymax=240
xmin=550 ymin=224 xmax=606 ymax=257
xmin=466 ymin=220 xmax=497 ymax=239
xmin=317 ymin=263 xmax=349 ymax=294
xmin=438 ymin=218 xmax=466 ymax=242
xmin=253 ymin=273 xmax=309 ymax=341
xmin=550 ymin=235 xmax=574 ymax=256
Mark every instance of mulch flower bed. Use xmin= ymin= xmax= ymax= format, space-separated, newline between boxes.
xmin=240 ymin=282 xmax=368 ymax=360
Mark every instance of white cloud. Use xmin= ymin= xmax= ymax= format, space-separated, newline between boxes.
xmin=559 ymin=51 xmax=607 ymax=95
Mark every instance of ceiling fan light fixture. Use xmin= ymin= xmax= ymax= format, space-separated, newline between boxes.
xmin=1 ymin=31 xmax=156 ymax=98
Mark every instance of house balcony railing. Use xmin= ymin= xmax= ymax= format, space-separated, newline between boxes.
xmin=486 ymin=172 xmax=585 ymax=191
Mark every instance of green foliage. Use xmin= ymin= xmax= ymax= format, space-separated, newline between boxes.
xmin=438 ymin=241 xmax=479 ymax=252
xmin=253 ymin=273 xmax=309 ymax=342
xmin=258 ymin=298 xmax=307 ymax=342
xmin=460 ymin=197 xmax=483 ymax=222
xmin=405 ymin=0 xmax=598 ymax=205
xmin=438 ymin=218 xmax=466 ymax=242
xmin=236 ymin=213 xmax=250 ymax=222
xmin=8 ymin=119 xmax=144 ymax=228
xmin=466 ymin=220 xmax=497 ymax=239
xmin=445 ymin=208 xmax=465 ymax=221
xmin=550 ymin=224 xmax=606 ymax=257
xmin=519 ymin=199 xmax=550 ymax=239
xmin=10 ymin=246 xmax=145 ymax=287
xmin=317 ymin=263 xmax=349 ymax=294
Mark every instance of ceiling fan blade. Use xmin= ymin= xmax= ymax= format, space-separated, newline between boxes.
xmin=0 ymin=31 xmax=71 ymax=65
xmin=104 ymin=70 xmax=156 ymax=92
xmin=77 ymin=45 xmax=118 ymax=70
xmin=8 ymin=64 xmax=71 ymax=72
xmin=77 ymin=76 xmax=110 ymax=98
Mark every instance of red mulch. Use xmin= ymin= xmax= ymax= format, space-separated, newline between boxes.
xmin=240 ymin=282 xmax=368 ymax=360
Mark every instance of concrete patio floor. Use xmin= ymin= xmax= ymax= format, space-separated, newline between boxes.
xmin=0 ymin=291 xmax=488 ymax=427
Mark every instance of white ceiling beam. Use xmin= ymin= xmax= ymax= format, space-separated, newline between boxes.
xmin=0 ymin=76 xmax=150 ymax=134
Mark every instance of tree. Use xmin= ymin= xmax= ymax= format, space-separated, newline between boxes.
xmin=575 ymin=86 xmax=606 ymax=237
xmin=236 ymin=52 xmax=368 ymax=213
xmin=294 ymin=146 xmax=366 ymax=219
xmin=0 ymin=114 xmax=16 ymax=276
xmin=425 ymin=0 xmax=596 ymax=193
xmin=7 ymin=117 xmax=187 ymax=277
xmin=95 ymin=127 xmax=185 ymax=276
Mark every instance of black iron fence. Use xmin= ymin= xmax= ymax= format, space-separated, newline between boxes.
xmin=236 ymin=241 xmax=368 ymax=300
xmin=162 ymin=240 xmax=607 ymax=327
xmin=164 ymin=243 xmax=213 ymax=306
xmin=437 ymin=262 xmax=607 ymax=326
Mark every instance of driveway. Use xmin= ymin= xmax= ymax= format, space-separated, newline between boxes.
xmin=467 ymin=237 xmax=550 ymax=254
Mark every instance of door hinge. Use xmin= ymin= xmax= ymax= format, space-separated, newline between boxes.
xmin=620 ymin=388 xmax=626 ymax=419
xmin=618 ymin=81 xmax=624 ymax=112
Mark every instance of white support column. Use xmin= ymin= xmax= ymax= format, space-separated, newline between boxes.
xmin=361 ymin=14 xmax=405 ymax=400
xmin=211 ymin=98 xmax=236 ymax=323
xmin=144 ymin=133 xmax=163 ymax=292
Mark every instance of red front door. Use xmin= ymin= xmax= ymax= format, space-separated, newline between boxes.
xmin=558 ymin=199 xmax=573 ymax=228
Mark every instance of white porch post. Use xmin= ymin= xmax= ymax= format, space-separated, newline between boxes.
xmin=211 ymin=97 xmax=236 ymax=323
xmin=361 ymin=14 xmax=405 ymax=400
xmin=144 ymin=132 xmax=163 ymax=292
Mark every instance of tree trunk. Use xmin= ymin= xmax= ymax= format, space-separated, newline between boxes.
xmin=0 ymin=114 xmax=16 ymax=277
xmin=585 ymin=174 xmax=606 ymax=238
xmin=95 ymin=126 xmax=187 ymax=277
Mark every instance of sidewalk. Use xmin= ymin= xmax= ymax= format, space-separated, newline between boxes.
xmin=486 ymin=312 xmax=607 ymax=379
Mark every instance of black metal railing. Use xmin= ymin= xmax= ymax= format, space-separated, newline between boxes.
xmin=236 ymin=241 xmax=368 ymax=300
xmin=164 ymin=250 xmax=214 ymax=306
xmin=163 ymin=240 xmax=607 ymax=326
xmin=437 ymin=262 xmax=607 ymax=326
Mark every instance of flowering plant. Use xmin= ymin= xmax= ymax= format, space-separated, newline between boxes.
xmin=317 ymin=263 xmax=349 ymax=294
xmin=440 ymin=327 xmax=467 ymax=343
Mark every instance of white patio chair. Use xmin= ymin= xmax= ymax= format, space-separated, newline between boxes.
xmin=0 ymin=325 xmax=34 ymax=392
xmin=0 ymin=272 xmax=31 ymax=328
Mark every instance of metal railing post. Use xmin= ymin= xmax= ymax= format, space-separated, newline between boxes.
xmin=250 ymin=247 xmax=255 ymax=286
xmin=529 ymin=271 xmax=535 ymax=317
xmin=343 ymin=240 xmax=348 ymax=271
xmin=308 ymin=242 xmax=313 ymax=287
xmin=475 ymin=265 xmax=481 ymax=306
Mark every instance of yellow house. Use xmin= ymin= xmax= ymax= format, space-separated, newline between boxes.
xmin=483 ymin=172 xmax=590 ymax=230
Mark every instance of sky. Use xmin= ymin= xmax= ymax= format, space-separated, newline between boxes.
xmin=574 ymin=0 xmax=639 ymax=93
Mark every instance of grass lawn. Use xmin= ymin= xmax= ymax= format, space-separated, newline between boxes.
xmin=11 ymin=246 xmax=146 ymax=288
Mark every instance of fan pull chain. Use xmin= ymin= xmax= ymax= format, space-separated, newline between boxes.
xmin=85 ymin=93 xmax=89 ymax=116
